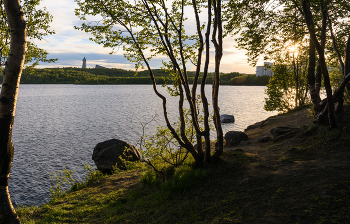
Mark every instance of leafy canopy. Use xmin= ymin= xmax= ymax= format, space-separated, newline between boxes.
xmin=0 ymin=0 xmax=57 ymax=67
xmin=74 ymin=0 xmax=201 ymax=74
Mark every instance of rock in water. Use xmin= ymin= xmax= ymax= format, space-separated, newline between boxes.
xmin=220 ymin=114 xmax=235 ymax=123
xmin=224 ymin=131 xmax=248 ymax=145
xmin=92 ymin=139 xmax=141 ymax=173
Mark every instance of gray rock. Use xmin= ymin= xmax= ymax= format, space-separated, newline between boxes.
xmin=220 ymin=114 xmax=235 ymax=123
xmin=92 ymin=139 xmax=141 ymax=172
xmin=270 ymin=126 xmax=298 ymax=139
xmin=224 ymin=131 xmax=248 ymax=145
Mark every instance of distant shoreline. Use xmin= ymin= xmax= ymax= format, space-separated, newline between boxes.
xmin=0 ymin=68 xmax=270 ymax=86
xmin=1 ymin=67 xmax=270 ymax=86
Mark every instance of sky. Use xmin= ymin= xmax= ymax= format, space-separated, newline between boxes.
xmin=34 ymin=0 xmax=263 ymax=74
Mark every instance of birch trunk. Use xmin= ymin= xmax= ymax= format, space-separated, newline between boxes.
xmin=0 ymin=0 xmax=26 ymax=223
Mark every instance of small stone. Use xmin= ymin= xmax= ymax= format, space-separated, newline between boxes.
xmin=220 ymin=114 xmax=235 ymax=123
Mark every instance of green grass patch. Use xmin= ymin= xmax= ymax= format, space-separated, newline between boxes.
xmin=16 ymin=151 xmax=248 ymax=223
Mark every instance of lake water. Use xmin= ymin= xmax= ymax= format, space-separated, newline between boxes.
xmin=9 ymin=84 xmax=277 ymax=206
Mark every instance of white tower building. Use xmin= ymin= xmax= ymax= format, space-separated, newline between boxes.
xmin=256 ymin=62 xmax=273 ymax=76
xmin=82 ymin=57 xmax=87 ymax=68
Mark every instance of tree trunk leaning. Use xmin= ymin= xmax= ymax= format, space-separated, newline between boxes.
xmin=0 ymin=0 xmax=26 ymax=223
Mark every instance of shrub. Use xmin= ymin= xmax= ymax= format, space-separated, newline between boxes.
xmin=49 ymin=164 xmax=105 ymax=201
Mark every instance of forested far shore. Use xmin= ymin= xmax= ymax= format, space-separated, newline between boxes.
xmin=0 ymin=67 xmax=270 ymax=85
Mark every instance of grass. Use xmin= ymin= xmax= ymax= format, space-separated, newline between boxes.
xmin=16 ymin=105 xmax=350 ymax=223
xmin=17 ymin=152 xmax=250 ymax=224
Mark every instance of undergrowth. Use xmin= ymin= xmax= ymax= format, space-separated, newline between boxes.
xmin=16 ymin=154 xmax=215 ymax=224
xmin=49 ymin=163 xmax=105 ymax=202
xmin=140 ymin=155 xmax=210 ymax=193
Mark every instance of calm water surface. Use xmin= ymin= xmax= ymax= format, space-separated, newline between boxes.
xmin=10 ymin=84 xmax=277 ymax=206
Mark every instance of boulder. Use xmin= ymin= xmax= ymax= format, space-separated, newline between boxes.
xmin=92 ymin=139 xmax=141 ymax=173
xmin=220 ymin=114 xmax=235 ymax=123
xmin=224 ymin=131 xmax=248 ymax=145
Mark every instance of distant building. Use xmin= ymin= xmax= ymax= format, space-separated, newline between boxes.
xmin=256 ymin=62 xmax=273 ymax=76
xmin=256 ymin=66 xmax=263 ymax=76
xmin=82 ymin=57 xmax=86 ymax=68
xmin=95 ymin=65 xmax=105 ymax=68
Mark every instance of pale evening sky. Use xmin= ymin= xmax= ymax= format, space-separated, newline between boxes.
xmin=34 ymin=0 xmax=263 ymax=74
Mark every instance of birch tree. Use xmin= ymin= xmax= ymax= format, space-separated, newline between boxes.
xmin=75 ymin=0 xmax=224 ymax=165
xmin=0 ymin=0 xmax=26 ymax=223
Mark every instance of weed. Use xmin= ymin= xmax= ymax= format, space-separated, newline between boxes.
xmin=140 ymin=155 xmax=211 ymax=195
xmin=49 ymin=164 xmax=105 ymax=202
xmin=117 ymin=149 xmax=147 ymax=172
xmin=140 ymin=170 xmax=159 ymax=186
xmin=49 ymin=166 xmax=75 ymax=200
xmin=70 ymin=164 xmax=105 ymax=192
